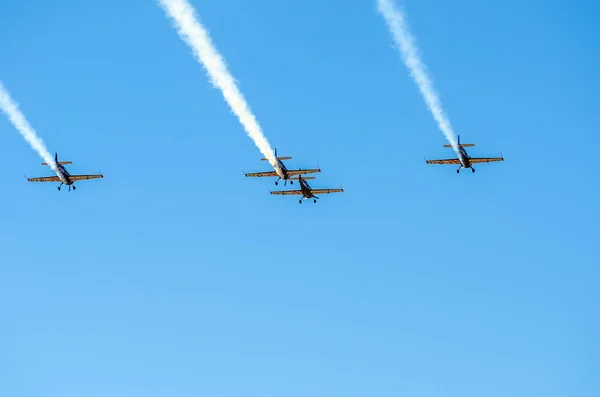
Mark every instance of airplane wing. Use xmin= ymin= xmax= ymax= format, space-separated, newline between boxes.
xmin=245 ymin=171 xmax=279 ymax=177
xmin=468 ymin=157 xmax=504 ymax=164
xmin=69 ymin=174 xmax=104 ymax=181
xmin=270 ymin=190 xmax=303 ymax=195
xmin=425 ymin=158 xmax=461 ymax=165
xmin=286 ymin=168 xmax=321 ymax=176
xmin=27 ymin=176 xmax=61 ymax=182
xmin=310 ymin=188 xmax=344 ymax=195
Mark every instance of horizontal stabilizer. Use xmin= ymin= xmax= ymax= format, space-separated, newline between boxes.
xmin=261 ymin=156 xmax=292 ymax=161
xmin=42 ymin=161 xmax=72 ymax=166
xmin=290 ymin=176 xmax=315 ymax=180
xmin=444 ymin=144 xmax=474 ymax=148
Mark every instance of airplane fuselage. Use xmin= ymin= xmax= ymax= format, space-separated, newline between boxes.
xmin=56 ymin=164 xmax=73 ymax=185
xmin=276 ymin=161 xmax=288 ymax=180
xmin=299 ymin=179 xmax=313 ymax=198
xmin=458 ymin=147 xmax=471 ymax=168
xmin=275 ymin=161 xmax=298 ymax=186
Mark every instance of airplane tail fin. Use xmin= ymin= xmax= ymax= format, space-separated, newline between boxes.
xmin=261 ymin=148 xmax=292 ymax=161
xmin=444 ymin=135 xmax=474 ymax=148
xmin=42 ymin=153 xmax=72 ymax=166
xmin=42 ymin=161 xmax=73 ymax=165
xmin=261 ymin=156 xmax=292 ymax=161
xmin=444 ymin=143 xmax=474 ymax=148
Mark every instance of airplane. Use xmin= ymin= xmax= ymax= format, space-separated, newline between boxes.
xmin=270 ymin=174 xmax=343 ymax=204
xmin=425 ymin=135 xmax=504 ymax=173
xmin=26 ymin=152 xmax=103 ymax=191
xmin=244 ymin=148 xmax=321 ymax=186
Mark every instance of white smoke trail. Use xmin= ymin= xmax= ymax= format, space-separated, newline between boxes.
xmin=157 ymin=0 xmax=280 ymax=171
xmin=376 ymin=0 xmax=459 ymax=154
xmin=0 ymin=82 xmax=57 ymax=171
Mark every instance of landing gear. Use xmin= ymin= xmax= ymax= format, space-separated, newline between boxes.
xmin=58 ymin=186 xmax=61 ymax=191
xmin=471 ymin=167 xmax=475 ymax=173
xmin=299 ymin=199 xmax=302 ymax=204
xmin=275 ymin=181 xmax=278 ymax=186
xmin=290 ymin=180 xmax=293 ymax=185
xmin=313 ymin=199 xmax=317 ymax=203
xmin=73 ymin=185 xmax=76 ymax=190
xmin=58 ymin=182 xmax=63 ymax=191
xmin=456 ymin=169 xmax=460 ymax=174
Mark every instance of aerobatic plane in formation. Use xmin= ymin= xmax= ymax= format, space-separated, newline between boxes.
xmin=244 ymin=148 xmax=321 ymax=186
xmin=26 ymin=152 xmax=103 ymax=191
xmin=425 ymin=135 xmax=504 ymax=173
xmin=270 ymin=174 xmax=343 ymax=204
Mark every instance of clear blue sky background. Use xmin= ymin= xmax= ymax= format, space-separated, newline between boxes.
xmin=1 ymin=0 xmax=598 ymax=396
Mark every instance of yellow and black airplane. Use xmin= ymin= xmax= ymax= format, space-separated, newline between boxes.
xmin=244 ymin=148 xmax=321 ymax=186
xmin=270 ymin=174 xmax=343 ymax=204
xmin=425 ymin=135 xmax=504 ymax=173
xmin=26 ymin=152 xmax=103 ymax=191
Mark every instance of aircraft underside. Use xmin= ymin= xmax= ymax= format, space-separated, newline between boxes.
xmin=275 ymin=176 xmax=294 ymax=186
xmin=299 ymin=195 xmax=318 ymax=204
xmin=58 ymin=181 xmax=76 ymax=191
xmin=457 ymin=165 xmax=476 ymax=173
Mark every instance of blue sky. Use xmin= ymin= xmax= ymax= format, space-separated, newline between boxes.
xmin=0 ymin=0 xmax=598 ymax=396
